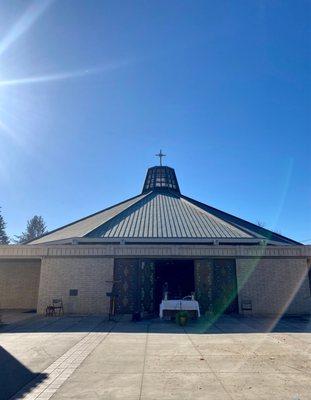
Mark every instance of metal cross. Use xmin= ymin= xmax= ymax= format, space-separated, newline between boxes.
xmin=155 ymin=150 xmax=166 ymax=166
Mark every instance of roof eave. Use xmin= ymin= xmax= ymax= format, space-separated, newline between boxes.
xmin=29 ymin=236 xmax=284 ymax=246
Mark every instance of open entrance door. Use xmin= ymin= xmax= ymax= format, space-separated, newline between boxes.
xmin=154 ymin=259 xmax=195 ymax=312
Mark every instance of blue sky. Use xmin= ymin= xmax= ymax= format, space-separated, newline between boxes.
xmin=0 ymin=0 xmax=310 ymax=243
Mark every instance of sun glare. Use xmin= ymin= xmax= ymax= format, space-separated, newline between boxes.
xmin=0 ymin=0 xmax=131 ymax=155
xmin=0 ymin=0 xmax=54 ymax=58
xmin=0 ymin=60 xmax=131 ymax=88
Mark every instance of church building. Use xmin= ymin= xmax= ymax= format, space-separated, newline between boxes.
xmin=0 ymin=157 xmax=310 ymax=317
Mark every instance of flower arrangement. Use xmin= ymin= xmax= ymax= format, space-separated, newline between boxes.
xmin=175 ymin=310 xmax=189 ymax=326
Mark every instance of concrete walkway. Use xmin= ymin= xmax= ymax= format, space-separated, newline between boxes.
xmin=0 ymin=314 xmax=310 ymax=400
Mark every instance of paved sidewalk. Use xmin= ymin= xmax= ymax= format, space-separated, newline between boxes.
xmin=0 ymin=309 xmax=39 ymax=327
xmin=0 ymin=315 xmax=108 ymax=399
xmin=0 ymin=315 xmax=310 ymax=400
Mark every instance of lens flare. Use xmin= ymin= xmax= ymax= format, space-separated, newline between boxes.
xmin=0 ymin=0 xmax=54 ymax=58
xmin=0 ymin=61 xmax=131 ymax=87
xmin=197 ymin=252 xmax=308 ymax=339
xmin=271 ymin=158 xmax=294 ymax=233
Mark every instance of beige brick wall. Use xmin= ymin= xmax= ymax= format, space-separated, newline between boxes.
xmin=37 ymin=257 xmax=114 ymax=314
xmin=0 ymin=259 xmax=41 ymax=309
xmin=236 ymin=258 xmax=311 ymax=315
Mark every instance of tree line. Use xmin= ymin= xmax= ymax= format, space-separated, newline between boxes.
xmin=0 ymin=207 xmax=47 ymax=244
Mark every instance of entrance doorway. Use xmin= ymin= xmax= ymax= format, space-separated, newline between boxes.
xmin=154 ymin=259 xmax=195 ymax=311
xmin=114 ymin=258 xmax=238 ymax=316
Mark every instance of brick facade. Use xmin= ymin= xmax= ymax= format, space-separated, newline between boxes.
xmin=37 ymin=257 xmax=114 ymax=314
xmin=0 ymin=259 xmax=41 ymax=309
xmin=236 ymin=258 xmax=311 ymax=315
xmin=0 ymin=245 xmax=310 ymax=316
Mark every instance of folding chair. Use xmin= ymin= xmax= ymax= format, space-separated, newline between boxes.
xmin=52 ymin=299 xmax=64 ymax=316
xmin=45 ymin=298 xmax=64 ymax=316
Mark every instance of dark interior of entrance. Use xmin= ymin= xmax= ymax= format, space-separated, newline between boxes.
xmin=154 ymin=259 xmax=195 ymax=310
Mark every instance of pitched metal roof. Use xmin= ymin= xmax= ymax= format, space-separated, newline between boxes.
xmin=28 ymin=165 xmax=300 ymax=245
xmin=87 ymin=192 xmax=253 ymax=239
xmin=30 ymin=193 xmax=148 ymax=244
xmin=181 ymin=194 xmax=299 ymax=245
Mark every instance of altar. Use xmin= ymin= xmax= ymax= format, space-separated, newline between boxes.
xmin=159 ymin=299 xmax=201 ymax=318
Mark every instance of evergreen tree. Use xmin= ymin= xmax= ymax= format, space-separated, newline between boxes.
xmin=0 ymin=207 xmax=10 ymax=244
xmin=14 ymin=215 xmax=47 ymax=244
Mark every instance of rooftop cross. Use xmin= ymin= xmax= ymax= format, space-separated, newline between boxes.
xmin=155 ymin=149 xmax=166 ymax=166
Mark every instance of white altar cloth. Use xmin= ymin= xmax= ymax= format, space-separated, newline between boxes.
xmin=159 ymin=300 xmax=200 ymax=318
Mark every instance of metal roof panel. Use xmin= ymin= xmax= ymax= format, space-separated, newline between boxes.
xmin=88 ymin=192 xmax=253 ymax=239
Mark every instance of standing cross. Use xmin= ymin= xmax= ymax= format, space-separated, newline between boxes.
xmin=155 ymin=150 xmax=166 ymax=166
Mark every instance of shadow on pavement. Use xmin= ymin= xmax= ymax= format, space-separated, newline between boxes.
xmin=0 ymin=312 xmax=310 ymax=335
xmin=0 ymin=346 xmax=47 ymax=400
